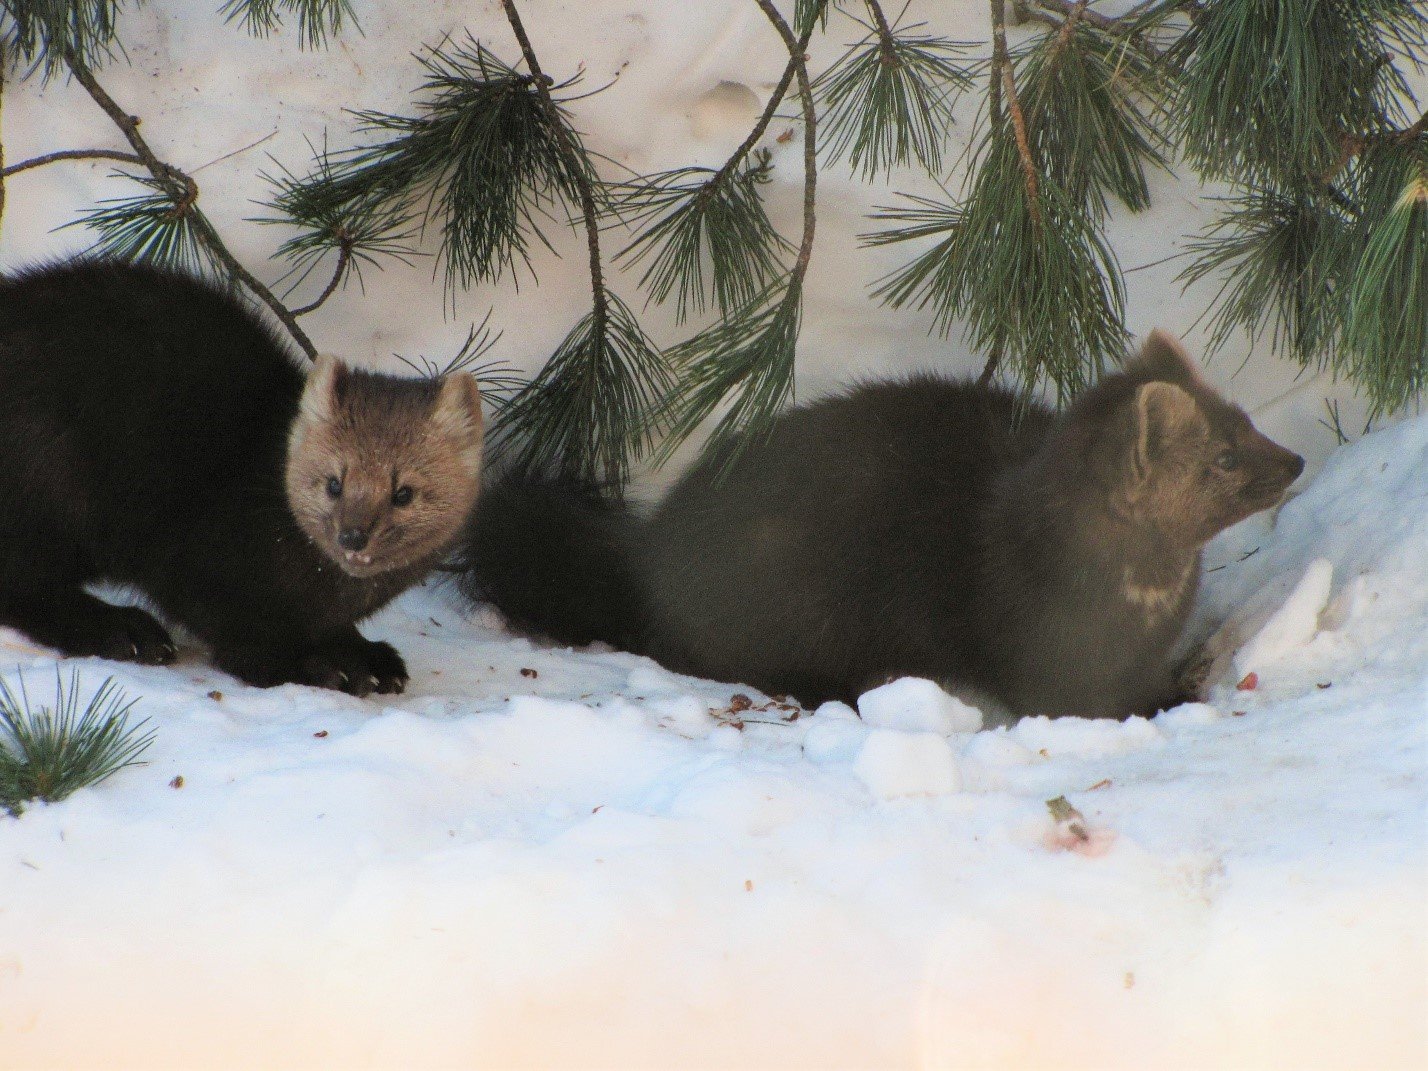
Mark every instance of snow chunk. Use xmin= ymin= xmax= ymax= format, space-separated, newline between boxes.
xmin=801 ymin=718 xmax=869 ymax=765
xmin=854 ymin=730 xmax=961 ymax=798
xmin=857 ymin=677 xmax=983 ymax=735
xmin=1012 ymin=715 xmax=1165 ymax=759
xmin=1235 ymin=558 xmax=1334 ymax=677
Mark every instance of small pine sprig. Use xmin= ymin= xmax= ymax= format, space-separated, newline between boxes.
xmin=656 ymin=280 xmax=802 ymax=465
xmin=279 ymin=35 xmax=595 ymax=295
xmin=612 ymin=150 xmax=791 ymax=323
xmin=0 ymin=0 xmax=125 ymax=80
xmin=219 ymin=0 xmax=355 ymax=49
xmin=1178 ymin=184 xmax=1346 ymax=366
xmin=63 ymin=171 xmax=222 ymax=277
xmin=1343 ymin=141 xmax=1428 ymax=411
xmin=1015 ymin=17 xmax=1166 ymax=216
xmin=0 ymin=670 xmax=153 ymax=817
xmin=490 ymin=291 xmax=671 ymax=491
xmin=258 ymin=145 xmax=421 ymax=306
xmin=815 ymin=13 xmax=975 ymax=179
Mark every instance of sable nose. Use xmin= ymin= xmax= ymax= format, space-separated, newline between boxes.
xmin=337 ymin=527 xmax=369 ymax=552
xmin=1286 ymin=452 xmax=1305 ymax=481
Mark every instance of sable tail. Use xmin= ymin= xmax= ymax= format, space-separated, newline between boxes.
xmin=453 ymin=480 xmax=646 ymax=651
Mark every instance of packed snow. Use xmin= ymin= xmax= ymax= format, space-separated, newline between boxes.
xmin=2 ymin=402 xmax=1425 ymax=1069
xmin=1 ymin=2 xmax=1426 ymax=1068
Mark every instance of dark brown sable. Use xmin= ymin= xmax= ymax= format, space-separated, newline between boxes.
xmin=459 ymin=331 xmax=1302 ymax=725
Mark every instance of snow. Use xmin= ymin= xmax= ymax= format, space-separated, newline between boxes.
xmin=857 ymin=677 xmax=984 ymax=735
xmin=1 ymin=3 xmax=1426 ymax=1068
xmin=2 ymin=410 xmax=1425 ymax=1070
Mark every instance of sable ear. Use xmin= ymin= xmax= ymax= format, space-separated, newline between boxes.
xmin=434 ymin=371 xmax=484 ymax=436
xmin=299 ymin=353 xmax=348 ymax=425
xmin=433 ymin=371 xmax=485 ymax=476
xmin=1131 ymin=381 xmax=1200 ymax=481
xmin=1127 ymin=329 xmax=1203 ymax=385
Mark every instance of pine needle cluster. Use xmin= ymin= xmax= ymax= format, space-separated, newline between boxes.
xmin=0 ymin=671 xmax=153 ymax=817
xmin=6 ymin=0 xmax=1427 ymax=495
xmin=1175 ymin=0 xmax=1428 ymax=411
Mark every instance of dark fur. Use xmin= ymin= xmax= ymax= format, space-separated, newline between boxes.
xmin=458 ymin=334 xmax=1303 ymax=724
xmin=0 ymin=260 xmax=480 ymax=696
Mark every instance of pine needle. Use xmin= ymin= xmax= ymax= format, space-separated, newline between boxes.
xmin=612 ymin=151 xmax=791 ymax=322
xmin=0 ymin=670 xmax=153 ymax=817
xmin=815 ymin=18 xmax=975 ymax=179
xmin=1179 ymin=185 xmax=1346 ymax=366
xmin=1344 ymin=144 xmax=1428 ymax=412
xmin=868 ymin=132 xmax=1125 ymax=399
xmin=63 ymin=172 xmax=222 ymax=278
xmin=1 ymin=0 xmax=126 ymax=81
xmin=491 ymin=291 xmax=671 ymax=491
xmin=1016 ymin=20 xmax=1166 ymax=216
xmin=218 ymin=0 xmax=355 ymax=49
xmin=282 ymin=35 xmax=595 ymax=294
xmin=656 ymin=280 xmax=803 ymax=466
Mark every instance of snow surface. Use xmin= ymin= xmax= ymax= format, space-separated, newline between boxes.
xmin=1 ymin=411 xmax=1425 ymax=1071
xmin=1 ymin=3 xmax=1426 ymax=1068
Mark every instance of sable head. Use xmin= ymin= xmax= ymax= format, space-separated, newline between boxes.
xmin=1079 ymin=330 xmax=1305 ymax=546
xmin=286 ymin=355 xmax=484 ymax=578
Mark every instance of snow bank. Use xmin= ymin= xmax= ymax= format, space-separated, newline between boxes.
xmin=3 ymin=408 xmax=1426 ymax=1071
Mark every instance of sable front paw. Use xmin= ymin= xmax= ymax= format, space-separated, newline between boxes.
xmin=299 ymin=636 xmax=408 ymax=697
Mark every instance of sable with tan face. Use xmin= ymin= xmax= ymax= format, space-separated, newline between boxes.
xmin=286 ymin=356 xmax=484 ymax=579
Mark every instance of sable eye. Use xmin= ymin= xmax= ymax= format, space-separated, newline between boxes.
xmin=326 ymin=476 xmax=343 ymax=499
xmin=1216 ymin=451 xmax=1239 ymax=471
xmin=392 ymin=485 xmax=414 ymax=507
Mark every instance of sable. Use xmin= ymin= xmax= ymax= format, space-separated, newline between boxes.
xmin=0 ymin=260 xmax=483 ymax=696
xmin=458 ymin=331 xmax=1302 ymax=725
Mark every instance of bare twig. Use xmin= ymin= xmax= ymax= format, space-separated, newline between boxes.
xmin=990 ymin=0 xmax=1042 ymax=224
xmin=752 ymin=0 xmax=820 ymax=285
xmin=864 ymin=0 xmax=901 ymax=69
xmin=1400 ymin=110 xmax=1428 ymax=144
xmin=63 ymin=53 xmax=318 ymax=359
xmin=499 ymin=0 xmax=609 ymax=339
xmin=1 ymin=147 xmax=145 ymax=178
xmin=977 ymin=344 xmax=1004 ymax=386
xmin=290 ymin=236 xmax=352 ymax=316
xmin=705 ymin=6 xmax=823 ymax=197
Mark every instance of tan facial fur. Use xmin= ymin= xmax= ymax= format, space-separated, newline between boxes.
xmin=1116 ymin=331 xmax=1304 ymax=547
xmin=286 ymin=355 xmax=484 ymax=578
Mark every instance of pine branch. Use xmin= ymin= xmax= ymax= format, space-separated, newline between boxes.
xmin=491 ymin=291 xmax=671 ymax=488
xmin=867 ymin=153 xmax=1127 ymax=398
xmin=1015 ymin=15 xmax=1167 ymax=216
xmin=219 ymin=0 xmax=355 ymax=49
xmin=612 ymin=1 xmax=825 ymax=323
xmin=288 ymin=37 xmax=593 ymax=294
xmin=63 ymin=53 xmax=318 ymax=357
xmin=257 ymin=145 xmax=421 ymax=308
xmin=499 ymin=0 xmax=608 ymax=355
xmin=492 ymin=0 xmax=674 ymax=492
xmin=656 ymin=0 xmax=824 ymax=462
xmin=1343 ymin=142 xmax=1428 ymax=412
xmin=63 ymin=171 xmax=220 ymax=275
